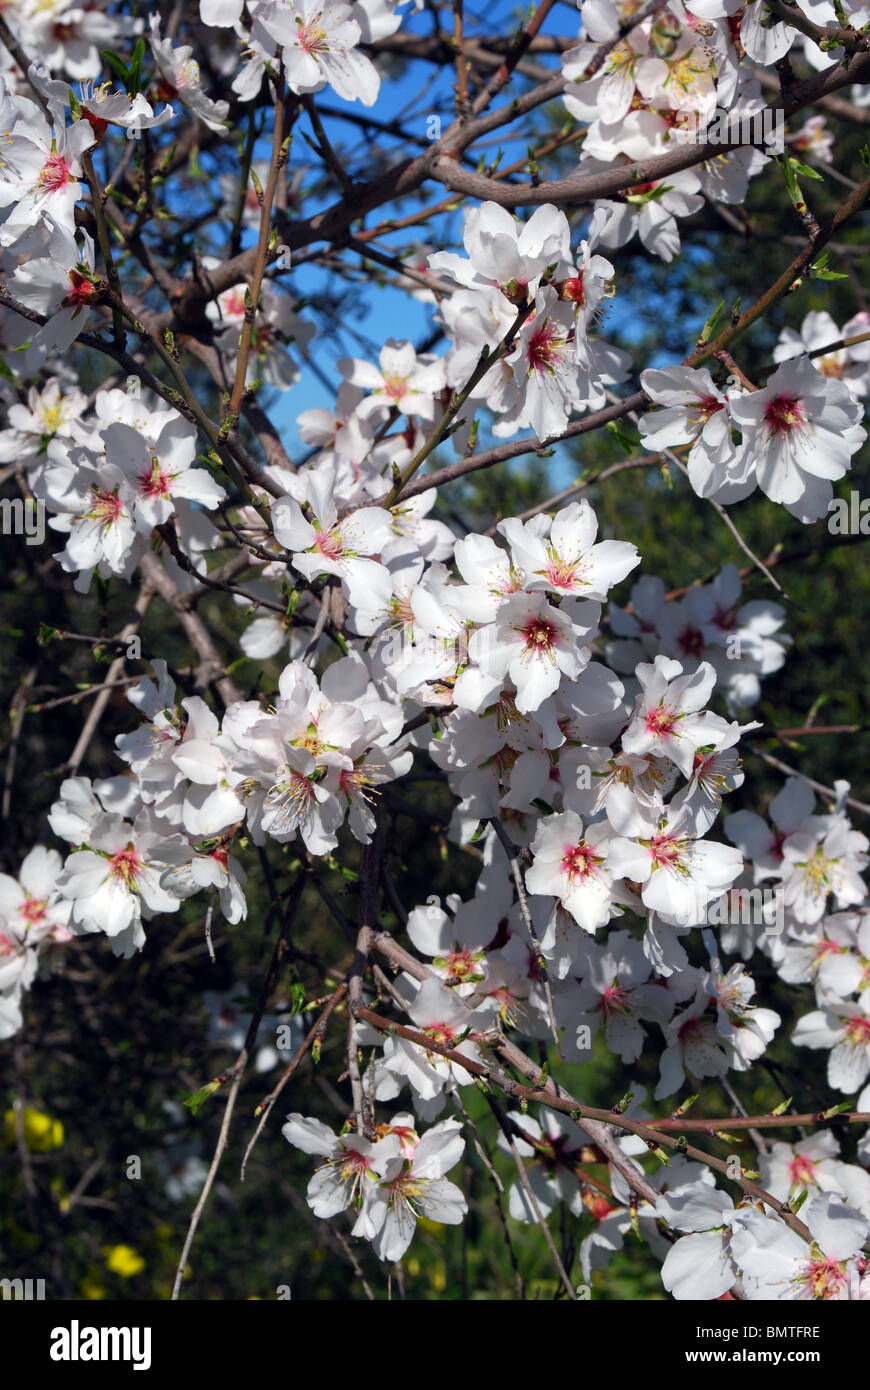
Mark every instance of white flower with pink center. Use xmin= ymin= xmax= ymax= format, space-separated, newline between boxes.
xmin=525 ymin=810 xmax=620 ymax=933
xmin=405 ymin=896 xmax=495 ymax=992
xmin=605 ymin=784 xmax=743 ymax=927
xmin=668 ymin=719 xmax=755 ymax=836
xmin=55 ymin=813 xmax=185 ymax=943
xmin=557 ymin=929 xmax=674 ymax=1060
xmin=731 ymin=1193 xmax=870 ymax=1301
xmin=428 ymin=201 xmax=571 ymax=310
xmin=339 ymin=340 xmax=445 ymax=422
xmin=468 ymin=591 xmax=599 ymax=715
xmin=706 ymin=959 xmax=780 ymax=1068
xmin=508 ymin=289 xmax=581 ymax=439
xmin=452 ymin=533 xmax=525 ymax=623
xmin=149 ymin=16 xmax=229 ymax=131
xmin=654 ymin=977 xmax=734 ymax=1098
xmin=103 ymin=415 xmax=227 ymax=531
xmin=281 ymin=1113 xmax=401 ymax=1225
xmin=498 ymin=499 xmax=639 ymax=602
xmin=0 ymin=844 xmax=76 ymax=1038
xmin=725 ymin=775 xmax=816 ymax=885
xmin=380 ymin=978 xmax=485 ymax=1108
xmin=244 ymin=741 xmax=344 ymax=855
xmin=793 ymin=998 xmax=870 ymax=1093
xmin=557 ymin=206 xmax=616 ymax=369
xmin=621 ymin=655 xmax=731 ymax=778
xmin=44 ymin=444 xmax=143 ymax=592
xmin=779 ymin=818 xmax=869 ymax=925
xmin=260 ymin=0 xmax=382 ymax=105
xmin=761 ymin=1132 xmax=852 ymax=1205
xmin=271 ymin=462 xmax=392 ymax=602
xmin=367 ymin=1118 xmax=467 ymax=1261
xmin=0 ymin=82 xmax=96 ymax=246
xmin=777 ymin=912 xmax=869 ymax=999
xmin=0 ymin=846 xmax=71 ymax=950
xmin=729 ymin=355 xmax=866 ymax=523
xmin=637 ymin=366 xmax=748 ymax=502
xmin=496 ymin=1109 xmax=590 ymax=1225
xmin=7 ymin=219 xmax=100 ymax=373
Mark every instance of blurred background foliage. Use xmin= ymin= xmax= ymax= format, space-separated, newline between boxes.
xmin=1 ymin=12 xmax=869 ymax=1301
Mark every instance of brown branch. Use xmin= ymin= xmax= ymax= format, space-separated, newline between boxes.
xmin=240 ymin=981 xmax=349 ymax=1181
xmin=397 ymin=393 xmax=650 ymax=501
xmin=648 ymin=1111 xmax=870 ymax=1132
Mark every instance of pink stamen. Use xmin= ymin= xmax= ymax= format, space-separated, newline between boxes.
xmin=21 ymin=897 xmax=47 ymax=925
xmin=763 ymin=394 xmax=807 ymax=438
xmin=788 ymin=1154 xmax=817 ymax=1185
xmin=526 ymin=321 xmax=567 ymax=374
xmin=39 ymin=153 xmax=72 ymax=193
xmin=645 ymin=703 xmax=677 ymax=737
xmin=560 ymin=840 xmax=601 ymax=882
xmin=521 ymin=616 xmax=559 ymax=656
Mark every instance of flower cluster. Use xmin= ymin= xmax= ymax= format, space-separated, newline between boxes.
xmin=0 ymin=0 xmax=868 ymax=1298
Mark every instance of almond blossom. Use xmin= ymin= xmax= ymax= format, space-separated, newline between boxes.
xmin=637 ymin=366 xmax=747 ymax=502
xmin=497 ymin=499 xmax=640 ymax=602
xmin=468 ymin=592 xmax=600 ymax=715
xmin=0 ymin=81 xmax=95 ymax=245
xmin=148 ymin=16 xmax=229 ymax=131
xmin=620 ymin=656 xmax=731 ymax=778
xmin=606 ymin=784 xmax=743 ymax=927
xmin=792 ymin=997 xmax=870 ymax=1092
xmin=7 ymin=219 xmax=100 ymax=371
xmin=728 ymin=355 xmax=867 ymax=522
xmin=525 ymin=810 xmax=623 ymax=933
xmin=731 ymin=1193 xmax=870 ymax=1300
xmin=428 ymin=201 xmax=570 ymax=310
xmin=271 ymin=464 xmax=392 ymax=601
xmin=259 ymin=0 xmax=381 ymax=106
xmin=281 ymin=1113 xmax=401 ymax=1226
xmin=366 ymin=1118 xmax=467 ymax=1261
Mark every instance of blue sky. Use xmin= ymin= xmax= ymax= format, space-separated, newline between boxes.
xmin=236 ymin=0 xmax=678 ymax=490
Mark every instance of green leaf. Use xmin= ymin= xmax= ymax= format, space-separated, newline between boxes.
xmin=672 ymin=1093 xmax=699 ymax=1117
xmin=38 ymin=623 xmax=59 ymax=646
xmin=606 ymin=419 xmax=639 ymax=456
xmin=288 ymin=982 xmax=306 ymax=1016
xmin=183 ymin=1080 xmax=221 ymax=1117
xmin=100 ymin=48 xmax=131 ymax=88
xmin=698 ymin=300 xmax=724 ymax=345
xmin=821 ymin=1099 xmax=854 ymax=1119
xmin=128 ymin=36 xmax=146 ymax=95
xmin=628 ymin=182 xmax=673 ymax=206
xmin=790 ymin=160 xmax=824 ymax=181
